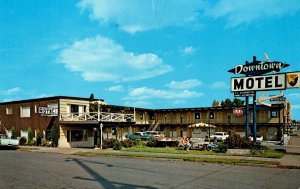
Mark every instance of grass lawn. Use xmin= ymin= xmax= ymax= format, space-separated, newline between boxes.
xmin=121 ymin=146 xmax=284 ymax=158
xmin=73 ymin=151 xmax=280 ymax=166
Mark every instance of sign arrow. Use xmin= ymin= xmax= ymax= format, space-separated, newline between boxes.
xmin=255 ymin=91 xmax=284 ymax=107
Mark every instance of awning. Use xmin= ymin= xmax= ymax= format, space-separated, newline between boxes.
xmin=188 ymin=122 xmax=216 ymax=128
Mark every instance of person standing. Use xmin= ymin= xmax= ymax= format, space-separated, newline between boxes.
xmin=182 ymin=136 xmax=191 ymax=150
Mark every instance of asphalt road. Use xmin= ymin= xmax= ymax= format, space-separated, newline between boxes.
xmin=0 ymin=150 xmax=300 ymax=189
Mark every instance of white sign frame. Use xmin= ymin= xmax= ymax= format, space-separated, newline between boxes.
xmin=231 ymin=73 xmax=286 ymax=92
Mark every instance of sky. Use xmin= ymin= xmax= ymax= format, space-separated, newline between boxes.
xmin=1 ymin=0 xmax=300 ymax=120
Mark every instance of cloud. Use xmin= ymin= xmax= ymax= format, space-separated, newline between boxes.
xmin=2 ymin=87 xmax=22 ymax=95
xmin=124 ymin=100 xmax=151 ymax=108
xmin=77 ymin=0 xmax=204 ymax=34
xmin=77 ymin=0 xmax=300 ymax=32
xmin=124 ymin=87 xmax=203 ymax=100
xmin=123 ymin=86 xmax=203 ymax=107
xmin=59 ymin=35 xmax=172 ymax=82
xmin=180 ymin=46 xmax=197 ymax=55
xmin=166 ymin=79 xmax=202 ymax=89
xmin=204 ymin=0 xmax=300 ymax=28
xmin=209 ymin=81 xmax=228 ymax=89
xmin=107 ymin=85 xmax=124 ymax=92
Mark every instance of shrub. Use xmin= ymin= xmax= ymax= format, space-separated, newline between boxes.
xmin=121 ymin=139 xmax=135 ymax=148
xmin=133 ymin=138 xmax=143 ymax=147
xmin=19 ymin=137 xmax=27 ymax=145
xmin=213 ymin=142 xmax=228 ymax=153
xmin=103 ymin=138 xmax=117 ymax=148
xmin=250 ymin=141 xmax=267 ymax=155
xmin=26 ymin=139 xmax=35 ymax=146
xmin=113 ymin=140 xmax=122 ymax=150
xmin=146 ymin=139 xmax=157 ymax=147
xmin=225 ymin=134 xmax=251 ymax=149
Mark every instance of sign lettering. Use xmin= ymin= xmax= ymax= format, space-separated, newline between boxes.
xmin=231 ymin=74 xmax=286 ymax=92
xmin=228 ymin=60 xmax=289 ymax=76
xmin=37 ymin=107 xmax=58 ymax=116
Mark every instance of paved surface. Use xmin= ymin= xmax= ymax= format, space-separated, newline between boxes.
xmin=286 ymin=136 xmax=300 ymax=154
xmin=1 ymin=150 xmax=300 ymax=189
xmin=18 ymin=145 xmax=300 ymax=168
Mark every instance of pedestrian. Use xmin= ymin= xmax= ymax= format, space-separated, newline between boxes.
xmin=182 ymin=136 xmax=191 ymax=150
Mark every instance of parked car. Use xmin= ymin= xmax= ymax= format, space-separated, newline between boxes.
xmin=210 ymin=132 xmax=229 ymax=141
xmin=145 ymin=131 xmax=164 ymax=140
xmin=249 ymin=133 xmax=263 ymax=142
xmin=127 ymin=132 xmax=154 ymax=141
xmin=0 ymin=134 xmax=19 ymax=148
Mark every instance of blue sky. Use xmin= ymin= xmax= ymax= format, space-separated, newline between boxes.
xmin=1 ymin=0 xmax=300 ymax=120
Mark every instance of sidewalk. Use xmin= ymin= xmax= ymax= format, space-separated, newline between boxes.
xmin=19 ymin=146 xmax=300 ymax=168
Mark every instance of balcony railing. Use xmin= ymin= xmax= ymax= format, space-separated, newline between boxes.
xmin=59 ymin=112 xmax=135 ymax=122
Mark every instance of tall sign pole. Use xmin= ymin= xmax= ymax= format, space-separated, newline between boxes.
xmin=245 ymin=60 xmax=249 ymax=138
xmin=253 ymin=92 xmax=257 ymax=141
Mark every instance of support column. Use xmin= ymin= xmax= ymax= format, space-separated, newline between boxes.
xmin=253 ymin=92 xmax=257 ymax=142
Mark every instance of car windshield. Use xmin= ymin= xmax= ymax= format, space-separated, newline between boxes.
xmin=215 ymin=133 xmax=223 ymax=136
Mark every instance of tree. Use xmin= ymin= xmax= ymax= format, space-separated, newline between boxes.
xmin=212 ymin=100 xmax=220 ymax=107
xmin=11 ymin=127 xmax=17 ymax=139
xmin=27 ymin=127 xmax=33 ymax=143
xmin=221 ymin=98 xmax=245 ymax=107
xmin=51 ymin=123 xmax=59 ymax=147
xmin=89 ymin=93 xmax=94 ymax=101
xmin=233 ymin=98 xmax=244 ymax=106
xmin=35 ymin=128 xmax=43 ymax=146
xmin=221 ymin=98 xmax=233 ymax=107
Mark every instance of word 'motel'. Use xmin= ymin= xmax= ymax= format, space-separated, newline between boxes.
xmin=231 ymin=74 xmax=285 ymax=92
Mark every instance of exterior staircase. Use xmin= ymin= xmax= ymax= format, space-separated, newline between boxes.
xmin=147 ymin=121 xmax=160 ymax=131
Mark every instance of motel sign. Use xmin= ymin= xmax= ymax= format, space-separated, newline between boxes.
xmin=231 ymin=73 xmax=285 ymax=92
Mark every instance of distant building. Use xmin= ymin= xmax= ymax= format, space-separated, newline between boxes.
xmin=0 ymin=96 xmax=291 ymax=148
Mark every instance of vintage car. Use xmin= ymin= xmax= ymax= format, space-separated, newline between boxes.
xmin=210 ymin=132 xmax=229 ymax=141
xmin=144 ymin=131 xmax=164 ymax=140
xmin=126 ymin=132 xmax=154 ymax=141
xmin=0 ymin=134 xmax=19 ymax=148
xmin=249 ymin=133 xmax=263 ymax=142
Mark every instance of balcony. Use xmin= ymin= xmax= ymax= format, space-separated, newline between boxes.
xmin=59 ymin=112 xmax=135 ymax=123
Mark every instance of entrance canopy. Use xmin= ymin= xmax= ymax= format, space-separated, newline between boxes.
xmin=188 ymin=122 xmax=216 ymax=128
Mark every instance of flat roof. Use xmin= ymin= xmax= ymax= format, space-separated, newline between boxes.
xmin=0 ymin=96 xmax=104 ymax=105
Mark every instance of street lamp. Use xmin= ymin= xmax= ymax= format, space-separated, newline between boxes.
xmin=100 ymin=123 xmax=103 ymax=149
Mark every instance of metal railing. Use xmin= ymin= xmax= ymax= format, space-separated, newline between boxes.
xmin=59 ymin=112 xmax=135 ymax=122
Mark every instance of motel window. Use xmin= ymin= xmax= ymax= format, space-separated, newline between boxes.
xmin=67 ymin=130 xmax=88 ymax=142
xmin=20 ymin=106 xmax=31 ymax=118
xmin=6 ymin=107 xmax=13 ymax=115
xmin=271 ymin=109 xmax=278 ymax=118
xmin=195 ymin=113 xmax=200 ymax=119
xmin=69 ymin=104 xmax=86 ymax=115
xmin=149 ymin=112 xmax=154 ymax=120
xmin=140 ymin=113 xmax=144 ymax=120
xmin=20 ymin=130 xmax=28 ymax=138
xmin=209 ymin=111 xmax=215 ymax=119
xmin=112 ymin=128 xmax=117 ymax=136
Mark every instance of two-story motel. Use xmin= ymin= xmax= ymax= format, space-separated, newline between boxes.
xmin=0 ymin=96 xmax=291 ymax=148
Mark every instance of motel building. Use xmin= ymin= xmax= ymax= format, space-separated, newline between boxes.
xmin=0 ymin=96 xmax=292 ymax=148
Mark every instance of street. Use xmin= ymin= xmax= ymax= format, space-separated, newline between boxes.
xmin=0 ymin=150 xmax=299 ymax=189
